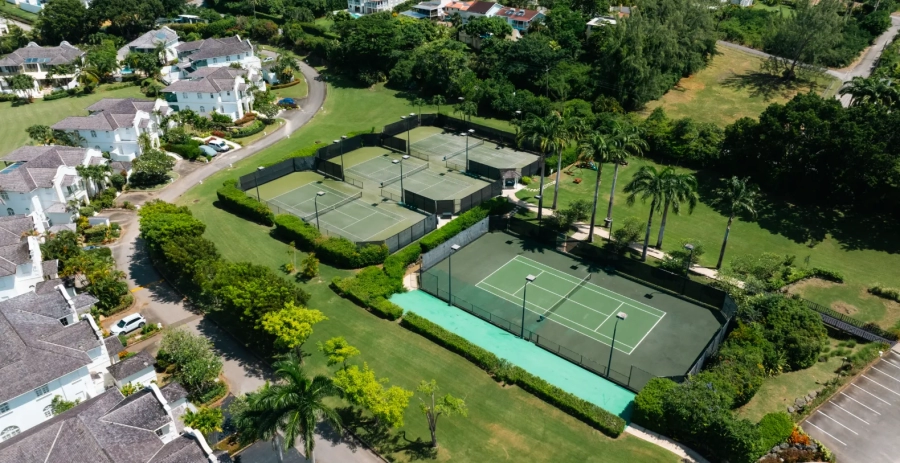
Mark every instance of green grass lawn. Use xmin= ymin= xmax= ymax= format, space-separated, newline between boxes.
xmin=0 ymin=2 xmax=38 ymax=23
xmin=0 ymin=84 xmax=146 ymax=158
xmin=178 ymin=80 xmax=680 ymax=463
xmin=639 ymin=46 xmax=839 ymax=126
xmin=272 ymin=74 xmax=308 ymax=101
xmin=515 ymin=158 xmax=900 ymax=327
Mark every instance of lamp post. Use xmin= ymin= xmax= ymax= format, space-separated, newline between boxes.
xmin=254 ymin=166 xmax=264 ymax=202
xmin=333 ymin=135 xmax=347 ymax=179
xmin=313 ymin=191 xmax=325 ymax=231
xmin=401 ymin=113 xmax=415 ymax=156
xmin=521 ymin=274 xmax=536 ymax=338
xmin=534 ymin=194 xmax=543 ymax=237
xmin=607 ymin=312 xmax=627 ymax=379
xmin=514 ymin=110 xmax=522 ymax=146
xmin=461 ymin=129 xmax=474 ymax=173
xmin=448 ymin=244 xmax=460 ymax=306
xmin=683 ymin=243 xmax=695 ymax=275
xmin=392 ymin=155 xmax=411 ymax=205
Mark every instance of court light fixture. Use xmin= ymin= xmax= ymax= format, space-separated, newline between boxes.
xmin=317 ymin=191 xmax=325 ymax=196
xmin=402 ymin=155 xmax=410 ymax=160
xmin=392 ymin=160 xmax=399 ymax=164
xmin=448 ymin=244 xmax=461 ymax=306
xmin=526 ymin=275 xmax=536 ymax=282
xmin=521 ymin=274 xmax=537 ymax=338
xmin=616 ymin=312 xmax=627 ymax=320
xmin=468 ymin=129 xmax=475 ymax=134
xmin=608 ymin=311 xmax=627 ymax=378
xmin=450 ymin=244 xmax=461 ymax=251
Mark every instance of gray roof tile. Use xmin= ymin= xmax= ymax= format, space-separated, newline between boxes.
xmin=107 ymin=350 xmax=155 ymax=381
xmin=0 ymin=41 xmax=83 ymax=68
xmin=160 ymin=382 xmax=188 ymax=404
xmin=103 ymin=388 xmax=170 ymax=431
xmin=176 ymin=36 xmax=252 ymax=62
xmin=1 ymin=146 xmax=93 ymax=192
xmin=42 ymin=259 xmax=59 ymax=277
xmin=163 ymin=67 xmax=246 ymax=94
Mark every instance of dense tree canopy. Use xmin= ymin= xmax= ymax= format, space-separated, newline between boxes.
xmin=36 ymin=0 xmax=88 ymax=45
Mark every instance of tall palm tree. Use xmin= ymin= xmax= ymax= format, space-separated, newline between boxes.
xmin=517 ymin=112 xmax=569 ymax=216
xmin=655 ymin=171 xmax=698 ymax=249
xmin=237 ymin=354 xmax=342 ymax=463
xmin=577 ymin=132 xmax=619 ymax=243
xmin=605 ymin=126 xmax=647 ymax=229
xmin=624 ymin=166 xmax=672 ymax=261
xmin=839 ymin=76 xmax=899 ymax=107
xmin=712 ymin=176 xmax=760 ymax=270
xmin=431 ymin=94 xmax=446 ymax=114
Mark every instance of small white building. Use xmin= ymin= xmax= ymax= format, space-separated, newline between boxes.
xmin=0 ymin=41 xmax=84 ymax=98
xmin=0 ymin=19 xmax=9 ymax=37
xmin=348 ymin=0 xmax=408 ymax=14
xmin=163 ymin=66 xmax=262 ymax=121
xmin=0 ymin=214 xmax=60 ymax=300
xmin=52 ymin=98 xmax=171 ymax=162
xmin=107 ymin=350 xmax=157 ymax=390
xmin=117 ymin=27 xmax=181 ymax=70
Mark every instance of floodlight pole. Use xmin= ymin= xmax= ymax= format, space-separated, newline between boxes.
xmin=402 ymin=113 xmax=415 ymax=156
xmin=534 ymin=195 xmax=543 ymax=237
xmin=448 ymin=244 xmax=460 ymax=306
xmin=333 ymin=135 xmax=347 ymax=179
xmin=313 ymin=191 xmax=325 ymax=230
xmin=254 ymin=166 xmax=264 ymax=202
xmin=514 ymin=110 xmax=522 ymax=147
xmin=683 ymin=243 xmax=695 ymax=275
xmin=521 ymin=275 xmax=536 ymax=339
xmin=607 ymin=312 xmax=627 ymax=379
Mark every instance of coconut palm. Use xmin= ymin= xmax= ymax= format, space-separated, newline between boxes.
xmin=839 ymin=76 xmax=899 ymax=107
xmin=655 ymin=171 xmax=698 ymax=249
xmin=577 ymin=132 xmax=619 ymax=242
xmin=431 ymin=94 xmax=446 ymax=114
xmin=624 ymin=165 xmax=673 ymax=261
xmin=605 ymin=126 xmax=647 ymax=229
xmin=712 ymin=176 xmax=760 ymax=270
xmin=517 ymin=111 xmax=569 ymax=215
xmin=271 ymin=54 xmax=299 ymax=84
xmin=235 ymin=354 xmax=342 ymax=463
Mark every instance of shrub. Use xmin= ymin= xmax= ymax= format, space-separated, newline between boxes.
xmin=83 ymin=225 xmax=114 ymax=244
xmin=271 ymin=79 xmax=302 ymax=90
xmin=273 ymin=214 xmax=320 ymax=249
xmin=272 ymin=214 xmax=388 ymax=268
xmin=337 ymin=266 xmax=401 ymax=306
xmin=810 ymin=268 xmax=844 ymax=283
xmin=300 ymin=253 xmax=319 ymax=279
xmin=633 ymin=378 xmax=677 ymax=433
xmin=141 ymin=323 xmax=160 ymax=336
xmin=195 ymin=381 xmax=227 ymax=405
xmin=520 ymin=176 xmax=532 ymax=185
xmin=79 ymin=206 xmax=95 ymax=217
xmin=110 ymin=173 xmax=126 ymax=191
xmin=91 ymin=188 xmax=118 ymax=210
xmin=610 ymin=216 xmax=643 ymax=254
xmin=229 ymin=119 xmax=265 ymax=138
xmin=758 ymin=412 xmax=794 ymax=450
xmin=370 ymin=296 xmax=404 ymax=320
xmin=123 ymin=201 xmax=136 ymax=210
xmin=216 ymin=183 xmax=275 ymax=226
xmin=869 ymin=284 xmax=900 ymax=302
xmin=43 ymin=90 xmax=70 ymax=101
xmin=117 ymin=334 xmax=128 ymax=347
xmin=750 ymin=295 xmax=827 ymax=371
xmin=166 ymin=141 xmax=203 ymax=160
xmin=232 ymin=113 xmax=257 ymax=126
xmin=419 ymin=198 xmax=503 ymax=251
xmin=384 ymin=244 xmax=421 ymax=282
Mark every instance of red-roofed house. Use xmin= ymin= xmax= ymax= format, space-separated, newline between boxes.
xmin=494 ymin=6 xmax=544 ymax=33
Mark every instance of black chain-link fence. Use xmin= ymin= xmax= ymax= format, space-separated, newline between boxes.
xmin=363 ymin=213 xmax=437 ymax=253
xmin=404 ymin=189 xmax=437 ymax=214
xmin=458 ymin=180 xmax=502 ymax=213
xmin=316 ymin=157 xmax=343 ymax=180
xmin=382 ymin=136 xmax=407 ymax=154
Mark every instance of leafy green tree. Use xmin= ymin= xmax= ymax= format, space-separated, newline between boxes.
xmin=840 ymin=76 xmax=900 ymax=107
xmin=0 ymin=24 xmax=29 ymax=55
xmin=138 ymin=201 xmax=207 ymax=253
xmin=211 ymin=262 xmax=311 ymax=328
xmin=27 ymin=125 xmax=54 ymax=145
xmin=159 ymin=329 xmax=224 ymax=397
xmin=462 ymin=16 xmax=512 ymax=39
xmin=764 ymin=0 xmax=844 ymax=79
xmin=50 ymin=395 xmax=80 ymax=415
xmin=120 ymin=382 xmax=139 ymax=397
xmin=610 ymin=216 xmax=643 ymax=254
xmin=333 ymin=363 xmax=412 ymax=428
xmin=749 ymin=295 xmax=827 ymax=370
xmin=131 ymin=149 xmax=175 ymax=186
xmin=431 ymin=94 xmax=446 ymax=114
xmin=36 ymin=0 xmax=88 ymax=45
xmin=8 ymin=74 xmax=35 ymax=99
xmin=624 ymin=165 xmax=672 ymax=261
xmin=300 ymin=252 xmax=319 ymax=279
xmin=712 ymin=177 xmax=759 ymax=270
xmin=84 ymin=40 xmax=120 ymax=82
xmin=124 ymin=51 xmax=163 ymax=79
xmin=318 ymin=336 xmax=360 ymax=369
xmin=88 ymin=0 xmax=165 ymax=40
xmin=259 ymin=302 xmax=327 ymax=355
xmin=417 ymin=379 xmax=467 ymax=448
xmin=655 ymin=171 xmax=698 ymax=249
xmin=271 ymin=54 xmax=299 ymax=83
xmin=183 ymin=407 xmax=224 ymax=437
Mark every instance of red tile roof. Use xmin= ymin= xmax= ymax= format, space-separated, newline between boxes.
xmin=496 ymin=6 xmax=540 ymax=21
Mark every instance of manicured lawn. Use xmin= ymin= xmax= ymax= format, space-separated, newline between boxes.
xmin=271 ymin=74 xmax=308 ymax=101
xmin=639 ymin=46 xmax=839 ymax=126
xmin=0 ymin=84 xmax=146 ymax=157
xmin=515 ymin=158 xmax=900 ymax=327
xmin=178 ymin=81 xmax=680 ymax=462
xmin=0 ymin=2 xmax=38 ymax=24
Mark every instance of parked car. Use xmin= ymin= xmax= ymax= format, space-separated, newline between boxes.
xmin=207 ymin=138 xmax=230 ymax=152
xmin=83 ymin=245 xmax=103 ymax=251
xmin=263 ymin=56 xmax=275 ymax=63
xmin=110 ymin=313 xmax=146 ymax=336
xmin=199 ymin=145 xmax=218 ymax=157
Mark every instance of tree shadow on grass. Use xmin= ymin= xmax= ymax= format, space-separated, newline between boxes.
xmin=336 ymin=407 xmax=438 ymax=461
xmin=719 ymin=71 xmax=806 ymax=102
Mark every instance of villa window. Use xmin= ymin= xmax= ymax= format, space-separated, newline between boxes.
xmin=43 ymin=405 xmax=53 ymax=417
xmin=213 ymin=58 xmax=218 ymax=64
xmin=226 ymin=91 xmax=231 ymax=96
xmin=34 ymin=384 xmax=50 ymax=397
xmin=6 ymin=209 xmax=13 ymax=216
xmin=155 ymin=427 xmax=166 ymax=437
xmin=197 ymin=93 xmax=202 ymax=99
xmin=0 ymin=402 xmax=8 ymax=414
xmin=0 ymin=191 xmax=7 ymax=201
xmin=226 ymin=55 xmax=230 ymax=61
xmin=90 ymin=130 xmax=97 ymax=138
xmin=183 ymin=92 xmax=187 ymax=99
xmin=0 ymin=427 xmax=20 ymax=442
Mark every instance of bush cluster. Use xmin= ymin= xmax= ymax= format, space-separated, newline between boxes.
xmin=332 ymin=266 xmax=401 ymax=307
xmin=271 ymin=79 xmax=302 ymax=90
xmin=869 ymin=284 xmax=900 ymax=303
xmin=273 ymin=214 xmax=388 ymax=268
xmin=83 ymin=224 xmax=120 ymax=244
xmin=232 ymin=113 xmax=258 ymax=126
xmin=727 ymin=253 xmax=843 ymax=292
xmin=400 ymin=312 xmax=625 ymax=437
xmin=166 ymin=140 xmax=204 ymax=160
xmin=216 ymin=182 xmax=275 ymax=226
xmin=419 ymin=198 xmax=503 ymax=251
xmin=43 ymin=90 xmax=71 ymax=101
xmin=230 ymin=119 xmax=266 ymax=138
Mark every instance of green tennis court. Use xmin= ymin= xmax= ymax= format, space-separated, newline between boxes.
xmin=381 ymin=167 xmax=475 ymax=199
xmin=344 ymin=153 xmax=428 ymax=187
xmin=476 ymin=255 xmax=665 ymax=355
xmin=409 ymin=133 xmax=482 ymax=161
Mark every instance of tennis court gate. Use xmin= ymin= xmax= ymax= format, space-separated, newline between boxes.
xmin=358 ymin=213 xmax=438 ymax=253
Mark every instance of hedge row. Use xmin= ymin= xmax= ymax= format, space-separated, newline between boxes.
xmin=166 ymin=141 xmax=203 ymax=160
xmin=217 ymin=182 xmax=274 ymax=226
xmin=868 ymin=284 xmax=900 ymax=303
xmin=419 ymin=198 xmax=503 ymax=251
xmin=43 ymin=91 xmax=71 ymax=101
xmin=273 ymin=214 xmax=388 ymax=268
xmin=230 ymin=119 xmax=266 ymax=138
xmin=400 ymin=312 xmax=626 ymax=437
xmin=271 ymin=78 xmax=302 ymax=90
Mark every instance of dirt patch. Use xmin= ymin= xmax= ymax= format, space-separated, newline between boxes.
xmin=784 ymin=277 xmax=840 ymax=295
xmin=832 ymin=301 xmax=859 ymax=316
xmin=861 ymin=286 xmax=900 ymax=329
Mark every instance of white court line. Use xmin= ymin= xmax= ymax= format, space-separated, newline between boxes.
xmin=862 ymin=375 xmax=900 ymax=397
xmin=805 ymin=421 xmax=847 ymax=446
xmin=631 ymin=311 xmax=666 ymax=353
xmin=817 ymin=411 xmax=857 ymax=435
xmin=850 ymin=383 xmax=891 ymax=404
xmin=513 ymin=270 xmax=544 ymax=298
xmin=871 ymin=366 xmax=900 ymax=383
xmin=595 ymin=304 xmax=621 ymax=331
xmin=830 ymin=403 xmax=871 ymax=425
xmin=524 ymin=281 xmax=619 ymax=319
xmin=475 ymin=256 xmax=518 ymax=287
xmin=840 ymin=392 xmax=882 ymax=415
xmin=512 ymin=256 xmax=666 ymax=318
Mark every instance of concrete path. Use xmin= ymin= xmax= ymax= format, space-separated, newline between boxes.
xmin=2 ymin=17 xmax=32 ymax=31
xmin=100 ymin=61 xmax=383 ymax=463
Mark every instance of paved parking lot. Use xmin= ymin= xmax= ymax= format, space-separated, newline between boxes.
xmin=803 ymin=349 xmax=900 ymax=463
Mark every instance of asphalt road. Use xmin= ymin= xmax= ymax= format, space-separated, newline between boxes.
xmin=100 ymin=60 xmax=383 ymax=463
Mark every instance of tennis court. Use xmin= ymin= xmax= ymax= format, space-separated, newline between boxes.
xmin=267 ymin=181 xmax=405 ymax=241
xmin=409 ymin=132 xmax=483 ymax=161
xmin=380 ymin=167 xmax=476 ymax=199
xmin=344 ymin=153 xmax=429 ymax=188
xmin=477 ymin=255 xmax=665 ymax=355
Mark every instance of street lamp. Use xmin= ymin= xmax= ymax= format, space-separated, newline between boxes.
xmin=461 ymin=129 xmax=474 ymax=173
xmin=254 ymin=166 xmax=264 ymax=202
xmin=514 ymin=110 xmax=522 ymax=145
xmin=448 ymin=244 xmax=460 ymax=306
xmin=333 ymin=135 xmax=347 ymax=179
xmin=534 ymin=195 xmax=543 ymax=237
xmin=683 ymin=243 xmax=695 ymax=275
xmin=607 ymin=312 xmax=627 ymax=379
xmin=313 ymin=191 xmax=325 ymax=231
xmin=392 ymin=155 xmax=411 ymax=205
xmin=521 ymin=274 xmax=536 ymax=338
xmin=401 ymin=114 xmax=415 ymax=156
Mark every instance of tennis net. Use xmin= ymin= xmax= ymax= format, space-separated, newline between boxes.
xmin=443 ymin=139 xmax=485 ymax=161
xmin=381 ymin=162 xmax=429 ymax=188
xmin=299 ymin=191 xmax=362 ymax=222
xmin=540 ymin=273 xmax=592 ymax=321
xmin=409 ymin=147 xmax=431 ymax=161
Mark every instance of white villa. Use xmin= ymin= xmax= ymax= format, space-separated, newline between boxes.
xmin=164 ymin=35 xmax=261 ymax=84
xmin=0 ymin=215 xmax=59 ymax=301
xmin=0 ymin=146 xmax=106 ymax=227
xmin=162 ymin=66 xmax=262 ymax=121
xmin=52 ymin=98 xmax=171 ymax=162
xmin=118 ymin=27 xmax=181 ymax=81
xmin=0 ymin=42 xmax=84 ymax=98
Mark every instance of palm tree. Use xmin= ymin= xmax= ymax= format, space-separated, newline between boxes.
xmin=655 ymin=171 xmax=698 ymax=249
xmin=431 ymin=94 xmax=446 ymax=114
xmin=236 ymin=354 xmax=342 ymax=463
xmin=605 ymin=126 xmax=647 ymax=229
xmin=624 ymin=166 xmax=672 ymax=261
xmin=517 ymin=111 xmax=569 ymax=215
xmin=76 ymin=65 xmax=101 ymax=93
xmin=712 ymin=176 xmax=760 ymax=270
xmin=577 ymin=132 xmax=619 ymax=243
xmin=272 ymin=54 xmax=299 ymax=84
xmin=839 ymin=76 xmax=899 ymax=107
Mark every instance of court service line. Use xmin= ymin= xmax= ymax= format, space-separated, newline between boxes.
xmin=514 ymin=271 xmax=545 ymax=299
xmin=594 ymin=304 xmax=620 ymax=332
xmin=512 ymin=256 xmax=666 ymax=318
xmin=269 ymin=183 xmax=313 ymax=202
xmin=630 ymin=311 xmax=666 ymax=353
xmin=817 ymin=411 xmax=857 ymax=435
xmin=477 ymin=281 xmax=635 ymax=350
xmin=861 ymin=376 xmax=900 ymax=397
xmin=321 ymin=208 xmax=388 ymax=241
xmin=805 ymin=421 xmax=847 ymax=446
xmin=839 ymin=392 xmax=881 ymax=415
xmin=475 ymin=257 xmax=518 ymax=287
xmin=849 ymin=383 xmax=890 ymax=404
xmin=830 ymin=403 xmax=870 ymax=425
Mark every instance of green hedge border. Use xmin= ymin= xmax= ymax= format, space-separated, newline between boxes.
xmin=270 ymin=78 xmax=302 ymax=90
xmin=217 ymin=182 xmax=275 ymax=226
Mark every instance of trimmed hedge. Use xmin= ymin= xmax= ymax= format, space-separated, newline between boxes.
xmin=166 ymin=141 xmax=203 ymax=160
xmin=420 ymin=197 xmax=504 ymax=251
xmin=230 ymin=119 xmax=265 ymax=138
xmin=332 ymin=266 xmax=400 ymax=306
xmin=370 ymin=296 xmax=404 ymax=320
xmin=43 ymin=91 xmax=71 ymax=101
xmin=272 ymin=214 xmax=389 ymax=268
xmin=632 ymin=377 xmax=677 ymax=433
xmin=384 ymin=243 xmax=422 ymax=281
xmin=869 ymin=284 xmax=900 ymax=303
xmin=217 ymin=182 xmax=274 ymax=226
xmin=271 ymin=78 xmax=302 ymax=90
xmin=810 ymin=268 xmax=844 ymax=283
xmin=401 ymin=312 xmax=626 ymax=437
xmin=758 ymin=412 xmax=794 ymax=451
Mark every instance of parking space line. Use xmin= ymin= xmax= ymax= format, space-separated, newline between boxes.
xmin=881 ymin=358 xmax=900 ymax=370
xmin=831 ymin=403 xmax=870 ymax=425
xmin=871 ymin=366 xmax=900 ymax=383
xmin=840 ymin=392 xmax=882 ymax=415
xmin=850 ymin=383 xmax=891 ymax=404
xmin=806 ymin=421 xmax=847 ymax=446
xmin=862 ymin=375 xmax=900 ymax=397
xmin=817 ymin=411 xmax=857 ymax=435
